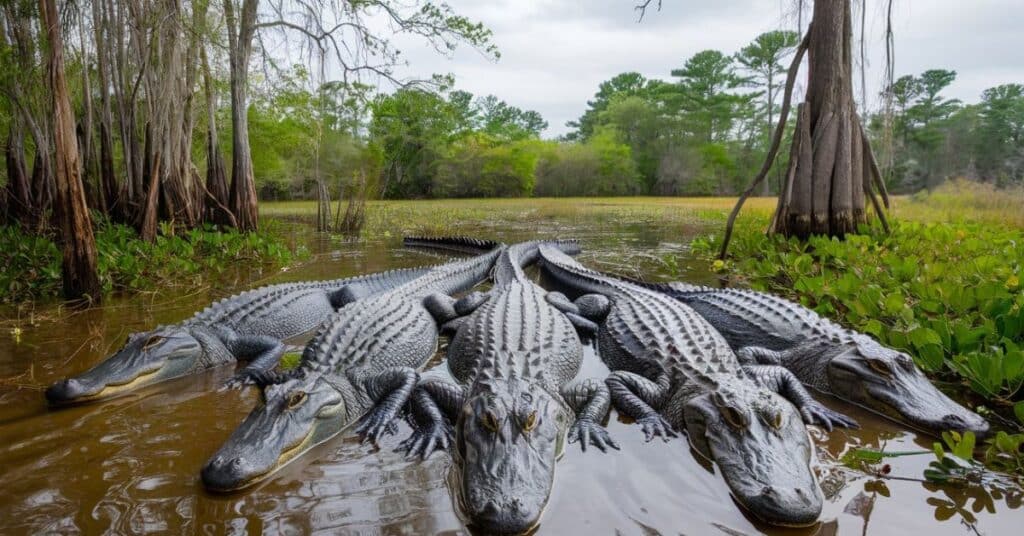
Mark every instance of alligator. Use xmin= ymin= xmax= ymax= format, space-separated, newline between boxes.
xmin=396 ymin=238 xmax=614 ymax=534
xmin=629 ymin=281 xmax=990 ymax=437
xmin=200 ymin=244 xmax=504 ymax=492
xmin=536 ymin=244 xmax=858 ymax=527
xmin=41 ymin=251 xmax=482 ymax=405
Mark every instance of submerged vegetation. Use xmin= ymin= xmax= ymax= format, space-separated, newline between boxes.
xmin=0 ymin=221 xmax=301 ymax=305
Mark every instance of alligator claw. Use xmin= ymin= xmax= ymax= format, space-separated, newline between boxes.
xmin=356 ymin=405 xmax=401 ymax=444
xmin=637 ymin=414 xmax=677 ymax=442
xmin=568 ymin=419 xmax=619 ymax=453
xmin=801 ymin=403 xmax=858 ymax=432
xmin=396 ymin=422 xmax=452 ymax=459
xmin=222 ymin=369 xmax=261 ymax=390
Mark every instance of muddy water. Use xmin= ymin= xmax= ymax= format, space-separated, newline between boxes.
xmin=1 ymin=210 xmax=1021 ymax=535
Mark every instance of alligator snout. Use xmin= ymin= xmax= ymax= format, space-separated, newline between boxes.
xmin=469 ymin=495 xmax=541 ymax=534
xmin=743 ymin=484 xmax=822 ymax=527
xmin=201 ymin=456 xmax=256 ymax=492
xmin=942 ymin=412 xmax=990 ymax=437
xmin=45 ymin=378 xmax=94 ymax=404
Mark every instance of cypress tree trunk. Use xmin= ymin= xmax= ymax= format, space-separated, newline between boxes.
xmin=224 ymin=0 xmax=259 ymax=232
xmin=40 ymin=0 xmax=101 ymax=301
xmin=201 ymin=43 xmax=234 ymax=226
xmin=773 ymin=0 xmax=875 ymax=238
xmin=4 ymin=125 xmax=31 ymax=224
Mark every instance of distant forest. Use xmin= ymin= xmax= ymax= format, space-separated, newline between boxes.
xmin=3 ymin=4 xmax=1022 ymax=220
xmin=253 ymin=39 xmax=1024 ymax=200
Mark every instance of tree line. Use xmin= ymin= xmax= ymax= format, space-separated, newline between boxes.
xmin=366 ymin=43 xmax=1023 ymax=201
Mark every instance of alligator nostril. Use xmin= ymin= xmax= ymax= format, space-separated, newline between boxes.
xmin=46 ymin=379 xmax=84 ymax=402
xmin=944 ymin=414 xmax=965 ymax=425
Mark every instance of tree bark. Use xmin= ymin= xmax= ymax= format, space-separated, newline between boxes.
xmin=200 ymin=41 xmax=233 ymax=226
xmin=224 ymin=0 xmax=259 ymax=231
xmin=771 ymin=0 xmax=881 ymax=239
xmin=93 ymin=0 xmax=120 ymax=217
xmin=40 ymin=0 xmax=101 ymax=301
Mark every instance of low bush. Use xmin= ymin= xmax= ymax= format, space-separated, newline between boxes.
xmin=0 ymin=220 xmax=301 ymax=304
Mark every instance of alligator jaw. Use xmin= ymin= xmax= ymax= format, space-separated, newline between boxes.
xmin=456 ymin=383 xmax=564 ymax=534
xmin=202 ymin=419 xmax=321 ymax=493
xmin=827 ymin=349 xmax=990 ymax=437
xmin=683 ymin=387 xmax=824 ymax=528
xmin=45 ymin=326 xmax=202 ymax=406
xmin=201 ymin=375 xmax=349 ymax=492
xmin=45 ymin=366 xmax=162 ymax=406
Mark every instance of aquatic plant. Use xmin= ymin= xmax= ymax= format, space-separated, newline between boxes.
xmin=0 ymin=221 xmax=303 ymax=304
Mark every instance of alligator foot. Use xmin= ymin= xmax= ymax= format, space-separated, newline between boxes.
xmin=221 ymin=369 xmax=264 ymax=390
xmin=568 ymin=418 xmax=619 ymax=452
xmin=356 ymin=367 xmax=419 ymax=443
xmin=397 ymin=421 xmax=453 ymax=459
xmin=745 ymin=364 xmax=859 ymax=431
xmin=800 ymin=401 xmax=859 ymax=432
xmin=637 ymin=414 xmax=677 ymax=442
xmin=356 ymin=404 xmax=402 ymax=443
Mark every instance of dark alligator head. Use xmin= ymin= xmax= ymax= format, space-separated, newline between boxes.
xmin=455 ymin=377 xmax=569 ymax=534
xmin=824 ymin=340 xmax=989 ymax=437
xmin=45 ymin=326 xmax=203 ymax=405
xmin=201 ymin=371 xmax=348 ymax=492
xmin=680 ymin=380 xmax=823 ymax=527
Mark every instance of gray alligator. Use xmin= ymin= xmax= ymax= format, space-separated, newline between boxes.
xmin=41 ymin=251 xmax=484 ymax=405
xmin=397 ymin=239 xmax=615 ymax=534
xmin=200 ymin=244 xmax=504 ymax=492
xmin=537 ymin=244 xmax=858 ymax=527
xmin=630 ymin=281 xmax=990 ymax=437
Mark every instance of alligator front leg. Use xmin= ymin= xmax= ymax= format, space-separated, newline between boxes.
xmin=745 ymin=365 xmax=858 ymax=431
xmin=398 ymin=380 xmax=466 ymax=459
xmin=562 ymin=378 xmax=619 ymax=452
xmin=605 ymin=370 xmax=677 ymax=442
xmin=546 ymin=292 xmax=608 ymax=338
xmin=355 ymin=367 xmax=420 ymax=443
xmin=222 ymin=334 xmax=287 ymax=389
xmin=736 ymin=346 xmax=784 ymax=366
xmin=328 ymin=284 xmax=369 ymax=309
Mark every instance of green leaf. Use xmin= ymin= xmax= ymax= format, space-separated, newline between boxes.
xmin=1015 ymin=401 xmax=1024 ymax=426
xmin=884 ymin=292 xmax=905 ymax=315
xmin=909 ymin=327 xmax=943 ymax=349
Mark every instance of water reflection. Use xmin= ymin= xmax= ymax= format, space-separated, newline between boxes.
xmin=0 ymin=212 xmax=1021 ymax=535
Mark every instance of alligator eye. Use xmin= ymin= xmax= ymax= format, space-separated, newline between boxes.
xmin=868 ymin=359 xmax=892 ymax=376
xmin=522 ymin=411 xmax=538 ymax=433
xmin=720 ymin=406 xmax=748 ymax=429
xmin=143 ymin=336 xmax=164 ymax=350
xmin=287 ymin=391 xmax=308 ymax=409
xmin=770 ymin=412 xmax=783 ymax=429
xmin=480 ymin=411 xmax=500 ymax=432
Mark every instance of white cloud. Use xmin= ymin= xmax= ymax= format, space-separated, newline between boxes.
xmin=384 ymin=0 xmax=1024 ymax=137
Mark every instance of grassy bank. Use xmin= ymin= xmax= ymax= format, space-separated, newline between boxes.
xmin=0 ymin=220 xmax=303 ymax=305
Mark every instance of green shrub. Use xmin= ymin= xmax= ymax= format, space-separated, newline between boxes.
xmin=0 ymin=221 xmax=302 ymax=304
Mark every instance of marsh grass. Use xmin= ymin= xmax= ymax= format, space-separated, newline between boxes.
xmin=894 ymin=179 xmax=1024 ymax=228
xmin=262 ymin=196 xmax=781 ymax=240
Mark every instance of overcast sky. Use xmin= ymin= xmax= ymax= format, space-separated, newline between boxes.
xmin=386 ymin=0 xmax=1024 ymax=138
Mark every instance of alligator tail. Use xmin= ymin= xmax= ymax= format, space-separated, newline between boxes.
xmin=404 ymin=235 xmax=581 ymax=256
xmin=402 ymin=236 xmax=503 ymax=255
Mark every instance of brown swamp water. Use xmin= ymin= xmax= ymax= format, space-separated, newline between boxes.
xmin=0 ymin=208 xmax=1021 ymax=535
